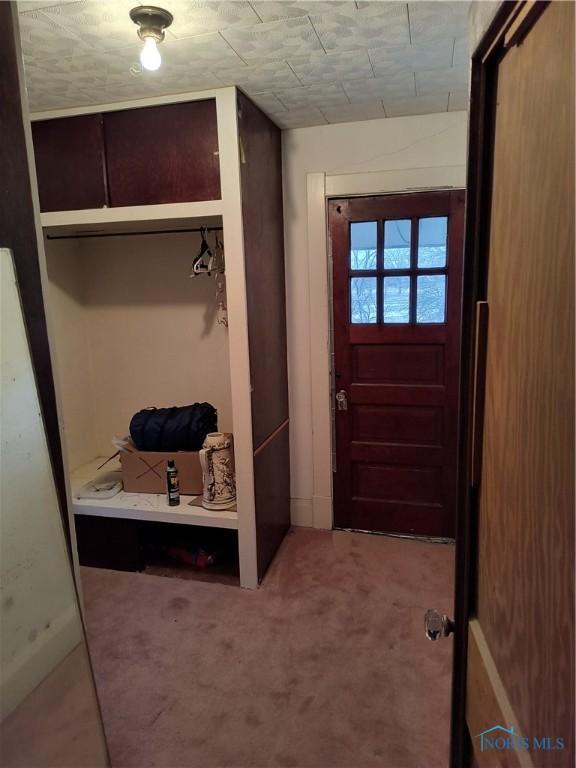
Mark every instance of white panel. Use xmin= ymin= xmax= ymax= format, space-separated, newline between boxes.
xmin=288 ymin=49 xmax=373 ymax=85
xmin=321 ymin=100 xmax=385 ymax=124
xmin=245 ymin=92 xmax=288 ymax=117
xmin=369 ymin=41 xmax=454 ymax=76
xmin=153 ymin=32 xmax=245 ymax=72
xmin=25 ymin=0 xmax=139 ymax=54
xmin=273 ymin=107 xmax=327 ymax=129
xmin=408 ymin=1 xmax=470 ymax=45
xmin=41 ymin=201 xmax=223 ymax=229
xmin=310 ymin=3 xmax=410 ymax=51
xmin=385 ymin=93 xmax=449 ymax=118
xmin=276 ymin=83 xmax=349 ymax=110
xmin=18 ymin=8 xmax=94 ymax=61
xmin=18 ymin=0 xmax=79 ymax=9
xmin=0 ymin=248 xmax=83 ymax=716
xmin=343 ymin=72 xmax=416 ymax=103
xmin=220 ymin=16 xmax=323 ymax=61
xmin=252 ymin=1 xmax=355 ymax=23
xmin=416 ymin=65 xmax=470 ymax=96
xmin=166 ymin=0 xmax=260 ymax=38
xmin=218 ymin=61 xmax=300 ymax=91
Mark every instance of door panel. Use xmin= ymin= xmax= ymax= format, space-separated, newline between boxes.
xmin=330 ymin=191 xmax=465 ymax=538
xmin=353 ymin=404 xmax=443 ymax=445
xmin=104 ymin=100 xmax=221 ymax=207
xmin=31 ymin=114 xmax=108 ymax=212
xmin=463 ymin=2 xmax=575 ymax=765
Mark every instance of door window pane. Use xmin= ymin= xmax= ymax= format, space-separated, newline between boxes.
xmin=384 ymin=219 xmax=411 ymax=269
xmin=350 ymin=277 xmax=377 ymax=323
xmin=350 ymin=221 xmax=377 ymax=270
xmin=417 ymin=274 xmax=446 ymax=323
xmin=383 ymin=276 xmax=410 ymax=323
xmin=418 ymin=217 xmax=447 ymax=268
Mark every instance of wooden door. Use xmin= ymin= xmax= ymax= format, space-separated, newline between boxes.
xmin=32 ymin=114 xmax=108 ymax=212
xmin=103 ymin=99 xmax=221 ymax=207
xmin=455 ymin=3 xmax=575 ymax=766
xmin=330 ymin=191 xmax=464 ymax=538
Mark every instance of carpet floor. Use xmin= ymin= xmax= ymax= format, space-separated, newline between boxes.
xmin=82 ymin=528 xmax=454 ymax=768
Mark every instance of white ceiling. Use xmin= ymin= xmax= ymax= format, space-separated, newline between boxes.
xmin=18 ymin=0 xmax=472 ymax=127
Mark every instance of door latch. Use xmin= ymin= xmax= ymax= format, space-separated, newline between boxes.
xmin=335 ymin=389 xmax=348 ymax=411
xmin=424 ymin=609 xmax=455 ymax=641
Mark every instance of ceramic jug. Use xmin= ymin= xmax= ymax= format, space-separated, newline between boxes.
xmin=199 ymin=432 xmax=236 ymax=510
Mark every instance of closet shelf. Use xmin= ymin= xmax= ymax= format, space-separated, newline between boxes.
xmin=70 ymin=457 xmax=238 ymax=530
xmin=41 ymin=200 xmax=223 ymax=235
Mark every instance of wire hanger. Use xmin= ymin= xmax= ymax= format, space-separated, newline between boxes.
xmin=190 ymin=226 xmax=215 ymax=277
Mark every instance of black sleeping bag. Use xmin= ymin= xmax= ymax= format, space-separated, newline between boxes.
xmin=129 ymin=403 xmax=217 ymax=452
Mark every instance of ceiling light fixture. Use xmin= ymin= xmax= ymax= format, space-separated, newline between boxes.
xmin=129 ymin=5 xmax=173 ymax=72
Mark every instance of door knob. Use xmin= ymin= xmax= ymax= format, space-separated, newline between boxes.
xmin=424 ymin=609 xmax=454 ymax=641
xmin=336 ymin=389 xmax=348 ymax=411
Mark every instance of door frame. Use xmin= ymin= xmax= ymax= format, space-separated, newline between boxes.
xmin=449 ymin=3 xmax=551 ymax=767
xmin=305 ymin=167 xmax=467 ymax=531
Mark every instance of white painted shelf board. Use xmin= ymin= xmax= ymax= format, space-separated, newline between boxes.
xmin=70 ymin=457 xmax=238 ymax=530
xmin=41 ymin=200 xmax=223 ymax=234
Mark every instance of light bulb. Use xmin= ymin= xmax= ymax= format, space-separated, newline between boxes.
xmin=140 ymin=37 xmax=161 ymax=71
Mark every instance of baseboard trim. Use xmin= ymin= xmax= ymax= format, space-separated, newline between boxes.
xmin=0 ymin=604 xmax=82 ymax=719
xmin=312 ymin=495 xmax=332 ymax=529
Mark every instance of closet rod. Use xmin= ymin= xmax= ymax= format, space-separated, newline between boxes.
xmin=46 ymin=226 xmax=223 ymax=241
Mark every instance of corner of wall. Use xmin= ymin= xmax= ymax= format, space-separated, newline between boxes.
xmin=290 ymin=497 xmax=313 ymax=527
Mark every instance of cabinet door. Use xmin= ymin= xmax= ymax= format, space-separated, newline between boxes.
xmin=104 ymin=100 xmax=221 ymax=206
xmin=31 ymin=114 xmax=108 ymax=212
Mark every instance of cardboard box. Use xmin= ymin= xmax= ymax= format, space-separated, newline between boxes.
xmin=120 ymin=450 xmax=203 ymax=495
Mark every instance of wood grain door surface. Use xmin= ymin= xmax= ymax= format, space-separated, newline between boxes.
xmin=330 ymin=191 xmax=465 ymax=538
xmin=31 ymin=114 xmax=108 ymax=212
xmin=465 ymin=3 xmax=575 ymax=766
xmin=104 ymin=100 xmax=221 ymax=207
xmin=31 ymin=99 xmax=222 ymax=212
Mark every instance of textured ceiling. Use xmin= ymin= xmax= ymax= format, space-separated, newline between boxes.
xmin=18 ymin=0 xmax=472 ymax=128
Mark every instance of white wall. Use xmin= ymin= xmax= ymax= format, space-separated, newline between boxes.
xmin=46 ymin=231 xmax=233 ymax=468
xmin=47 ymin=239 xmax=98 ymax=469
xmin=0 ymin=249 xmax=83 ymax=717
xmin=282 ymin=111 xmax=468 ymax=526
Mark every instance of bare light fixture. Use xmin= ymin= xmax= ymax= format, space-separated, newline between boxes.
xmin=129 ymin=6 xmax=173 ymax=71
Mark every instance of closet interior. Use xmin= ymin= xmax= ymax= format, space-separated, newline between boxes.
xmin=35 ymin=88 xmax=289 ymax=589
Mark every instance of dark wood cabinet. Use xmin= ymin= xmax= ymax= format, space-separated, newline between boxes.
xmin=238 ymin=91 xmax=290 ymax=580
xmin=238 ymin=91 xmax=288 ymax=449
xmin=31 ymin=114 xmax=108 ymax=212
xmin=104 ymin=99 xmax=221 ymax=207
xmin=32 ymin=99 xmax=221 ymax=212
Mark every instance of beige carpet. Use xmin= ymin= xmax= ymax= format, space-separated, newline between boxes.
xmin=82 ymin=528 xmax=454 ymax=768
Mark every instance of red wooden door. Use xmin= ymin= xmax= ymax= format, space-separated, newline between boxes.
xmin=103 ymin=99 xmax=221 ymax=207
xmin=330 ymin=191 xmax=465 ymax=538
xmin=32 ymin=114 xmax=108 ymax=212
